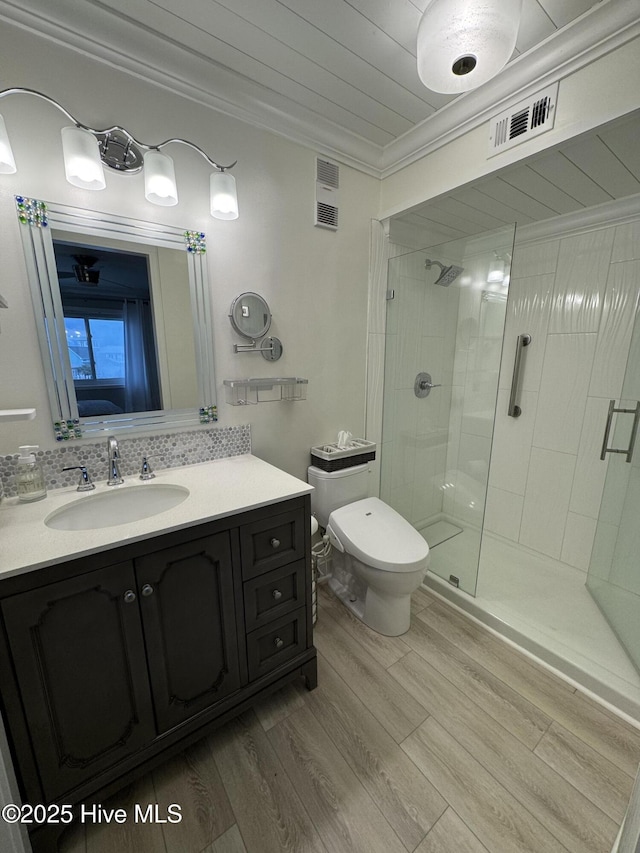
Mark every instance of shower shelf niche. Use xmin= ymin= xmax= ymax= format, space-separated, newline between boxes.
xmin=223 ymin=377 xmax=308 ymax=406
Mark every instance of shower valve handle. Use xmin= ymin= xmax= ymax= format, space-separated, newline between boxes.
xmin=414 ymin=372 xmax=441 ymax=398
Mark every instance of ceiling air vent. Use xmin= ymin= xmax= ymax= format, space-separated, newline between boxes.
xmin=315 ymin=157 xmax=340 ymax=231
xmin=488 ymin=83 xmax=558 ymax=158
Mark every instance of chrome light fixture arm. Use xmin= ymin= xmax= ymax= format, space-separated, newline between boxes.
xmin=152 ymin=137 xmax=237 ymax=173
xmin=0 ymin=87 xmax=239 ymax=219
xmin=0 ymin=87 xmax=237 ymax=172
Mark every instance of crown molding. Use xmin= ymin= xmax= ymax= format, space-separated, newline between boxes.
xmin=0 ymin=0 xmax=638 ymax=180
xmin=515 ymin=192 xmax=640 ymax=246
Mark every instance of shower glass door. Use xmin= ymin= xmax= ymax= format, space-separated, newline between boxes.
xmin=380 ymin=225 xmax=515 ymax=595
xmin=587 ymin=304 xmax=640 ymax=671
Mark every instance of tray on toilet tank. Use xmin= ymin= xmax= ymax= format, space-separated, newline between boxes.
xmin=310 ymin=439 xmax=376 ymax=472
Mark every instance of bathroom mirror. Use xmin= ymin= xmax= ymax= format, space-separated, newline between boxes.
xmin=229 ymin=291 xmax=271 ymax=340
xmin=19 ymin=199 xmax=216 ymax=437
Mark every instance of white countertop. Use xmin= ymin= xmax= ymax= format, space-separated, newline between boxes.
xmin=0 ymin=454 xmax=313 ymax=580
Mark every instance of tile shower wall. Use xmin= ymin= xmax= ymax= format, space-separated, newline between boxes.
xmin=380 ymin=245 xmax=458 ymax=525
xmin=0 ymin=424 xmax=251 ymax=497
xmin=485 ymin=214 xmax=640 ymax=571
xmin=442 ymin=247 xmax=509 ymax=530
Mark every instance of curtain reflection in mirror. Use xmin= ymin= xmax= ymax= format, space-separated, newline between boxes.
xmin=123 ymin=299 xmax=160 ymax=412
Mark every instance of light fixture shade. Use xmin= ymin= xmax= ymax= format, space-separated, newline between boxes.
xmin=61 ymin=125 xmax=106 ymax=190
xmin=0 ymin=114 xmax=16 ymax=174
xmin=210 ymin=171 xmax=238 ymax=220
xmin=417 ymin=0 xmax=522 ymax=94
xmin=144 ymin=149 xmax=178 ymax=206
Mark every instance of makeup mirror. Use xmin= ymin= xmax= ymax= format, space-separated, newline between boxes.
xmin=229 ymin=291 xmax=271 ymax=340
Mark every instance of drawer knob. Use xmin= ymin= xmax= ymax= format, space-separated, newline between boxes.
xmin=270 ymin=537 xmax=281 ymax=549
xmin=141 ymin=584 xmax=154 ymax=597
xmin=272 ymin=589 xmax=283 ymax=600
xmin=274 ymin=636 xmax=284 ymax=649
xmin=123 ymin=590 xmax=137 ymax=604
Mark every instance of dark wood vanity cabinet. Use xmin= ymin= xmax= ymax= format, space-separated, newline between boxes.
xmin=135 ymin=531 xmax=242 ymax=733
xmin=0 ymin=495 xmax=316 ymax=853
xmin=1 ymin=560 xmax=158 ymax=803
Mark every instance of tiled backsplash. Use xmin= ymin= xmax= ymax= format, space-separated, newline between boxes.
xmin=0 ymin=425 xmax=251 ymax=497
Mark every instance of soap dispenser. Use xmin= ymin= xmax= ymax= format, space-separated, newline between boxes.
xmin=16 ymin=445 xmax=47 ymax=502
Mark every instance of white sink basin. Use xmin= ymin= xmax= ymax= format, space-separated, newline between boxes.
xmin=45 ymin=483 xmax=190 ymax=531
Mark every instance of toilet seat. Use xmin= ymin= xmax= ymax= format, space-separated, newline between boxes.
xmin=327 ymin=497 xmax=429 ymax=573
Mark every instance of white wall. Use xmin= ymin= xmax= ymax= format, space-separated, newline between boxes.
xmin=0 ymin=23 xmax=379 ymax=482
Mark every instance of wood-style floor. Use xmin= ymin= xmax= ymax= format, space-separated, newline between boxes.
xmin=60 ymin=584 xmax=640 ymax=853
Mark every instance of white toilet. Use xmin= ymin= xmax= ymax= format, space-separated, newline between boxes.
xmin=308 ymin=463 xmax=429 ymax=636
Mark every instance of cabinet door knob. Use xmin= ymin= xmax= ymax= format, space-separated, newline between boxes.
xmin=272 ymin=588 xmax=283 ymax=600
xmin=274 ymin=636 xmax=284 ymax=649
xmin=141 ymin=584 xmax=154 ymax=597
xmin=123 ymin=590 xmax=137 ymax=604
xmin=270 ymin=537 xmax=281 ymax=549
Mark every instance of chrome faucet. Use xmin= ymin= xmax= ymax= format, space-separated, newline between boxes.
xmin=106 ymin=436 xmax=123 ymax=486
xmin=62 ymin=465 xmax=95 ymax=492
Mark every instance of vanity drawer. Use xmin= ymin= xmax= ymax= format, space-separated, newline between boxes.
xmin=244 ymin=560 xmax=306 ymax=631
xmin=239 ymin=508 xmax=306 ymax=580
xmin=246 ymin=608 xmax=306 ymax=681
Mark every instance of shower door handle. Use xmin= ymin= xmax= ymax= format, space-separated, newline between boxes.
xmin=600 ymin=399 xmax=640 ymax=462
xmin=508 ymin=334 xmax=531 ymax=418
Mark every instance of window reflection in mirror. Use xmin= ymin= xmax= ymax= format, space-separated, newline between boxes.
xmin=54 ymin=238 xmax=162 ymax=417
xmin=52 ymin=231 xmax=199 ymax=419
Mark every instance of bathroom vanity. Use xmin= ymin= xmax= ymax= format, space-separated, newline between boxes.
xmin=0 ymin=455 xmax=316 ymax=853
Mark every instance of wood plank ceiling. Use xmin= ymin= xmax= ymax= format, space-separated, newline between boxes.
xmin=0 ymin=0 xmax=594 ymax=148
xmin=3 ymin=0 xmax=637 ymax=235
xmin=53 ymin=0 xmax=599 ymax=149
xmin=393 ymin=109 xmax=640 ymax=244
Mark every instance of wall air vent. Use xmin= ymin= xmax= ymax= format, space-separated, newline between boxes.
xmin=488 ymin=82 xmax=558 ymax=158
xmin=315 ymin=157 xmax=340 ymax=231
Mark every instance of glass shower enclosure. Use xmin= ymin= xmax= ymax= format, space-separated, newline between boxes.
xmin=381 ymin=225 xmax=516 ymax=595
xmin=587 ymin=302 xmax=640 ymax=673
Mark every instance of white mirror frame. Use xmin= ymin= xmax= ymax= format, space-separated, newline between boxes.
xmin=18 ymin=197 xmax=217 ymax=438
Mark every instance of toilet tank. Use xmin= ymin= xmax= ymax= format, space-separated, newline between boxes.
xmin=307 ymin=463 xmax=371 ymax=528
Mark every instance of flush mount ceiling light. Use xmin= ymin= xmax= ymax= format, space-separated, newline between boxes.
xmin=417 ymin=0 xmax=523 ymax=94
xmin=0 ymin=88 xmax=239 ymax=220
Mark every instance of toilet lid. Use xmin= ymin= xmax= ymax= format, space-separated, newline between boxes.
xmin=328 ymin=497 xmax=429 ymax=573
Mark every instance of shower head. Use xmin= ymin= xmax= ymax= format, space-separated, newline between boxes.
xmin=425 ymin=258 xmax=464 ymax=287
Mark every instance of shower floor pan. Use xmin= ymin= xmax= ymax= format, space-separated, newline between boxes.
xmin=421 ymin=527 xmax=640 ymax=724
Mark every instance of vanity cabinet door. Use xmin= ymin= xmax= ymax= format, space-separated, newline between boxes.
xmin=1 ymin=561 xmax=156 ymax=802
xmin=136 ymin=531 xmax=242 ymax=733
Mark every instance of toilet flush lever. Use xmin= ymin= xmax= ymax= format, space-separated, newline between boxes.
xmin=414 ymin=372 xmax=441 ymax=398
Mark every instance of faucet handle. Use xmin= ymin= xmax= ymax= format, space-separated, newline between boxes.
xmin=62 ymin=465 xmax=96 ymax=492
xmin=139 ymin=455 xmax=157 ymax=481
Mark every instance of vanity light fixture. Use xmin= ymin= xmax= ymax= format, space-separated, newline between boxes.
xmin=416 ymin=0 xmax=522 ymax=94
xmin=0 ymin=88 xmax=239 ymax=220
